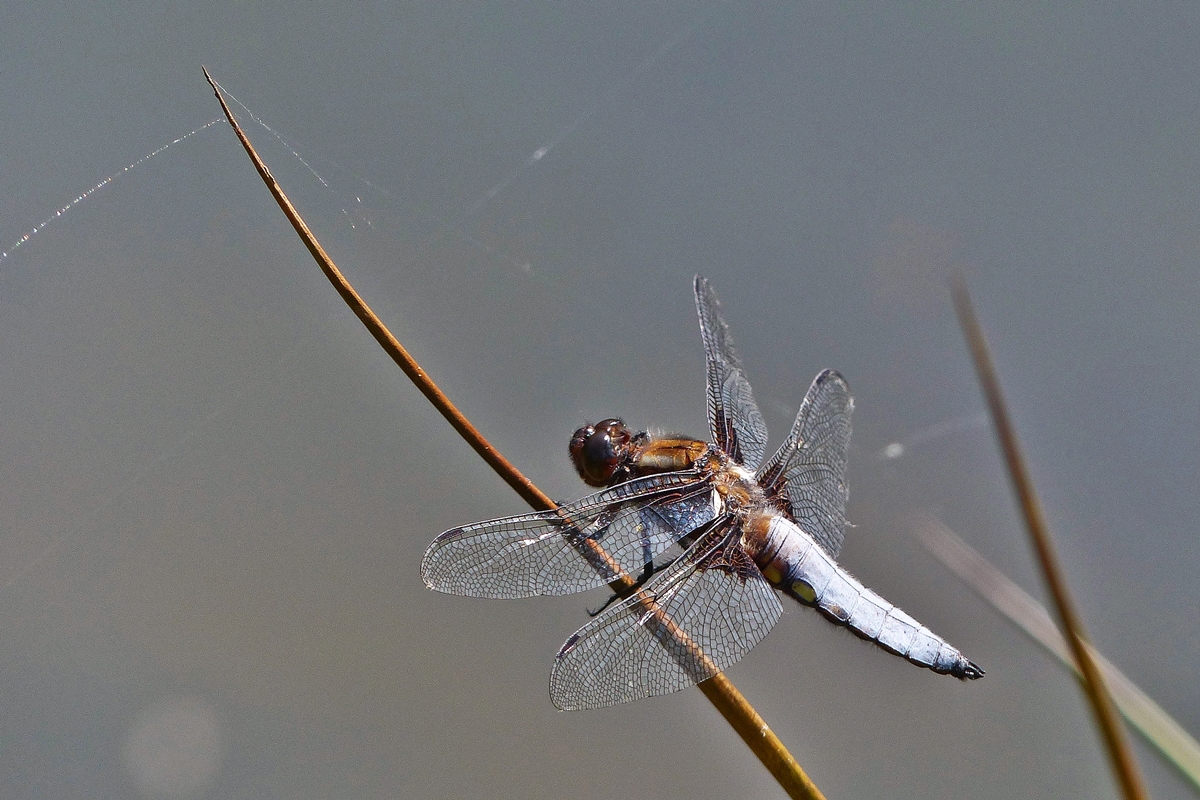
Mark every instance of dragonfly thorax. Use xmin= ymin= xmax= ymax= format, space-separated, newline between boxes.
xmin=701 ymin=449 xmax=769 ymax=515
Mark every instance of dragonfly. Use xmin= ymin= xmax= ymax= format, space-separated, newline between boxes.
xmin=422 ymin=276 xmax=983 ymax=710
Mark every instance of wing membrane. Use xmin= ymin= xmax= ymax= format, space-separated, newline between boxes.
xmin=549 ymin=516 xmax=783 ymax=710
xmin=756 ymin=369 xmax=853 ymax=557
xmin=421 ymin=471 xmax=714 ymax=599
xmin=694 ymin=276 xmax=769 ymax=471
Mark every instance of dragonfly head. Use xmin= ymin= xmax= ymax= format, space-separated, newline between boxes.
xmin=569 ymin=418 xmax=639 ymax=487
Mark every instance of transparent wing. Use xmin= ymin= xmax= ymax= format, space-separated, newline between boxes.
xmin=549 ymin=516 xmax=783 ymax=710
xmin=694 ymin=275 xmax=769 ymax=470
xmin=755 ymin=369 xmax=853 ymax=557
xmin=421 ymin=471 xmax=715 ymax=599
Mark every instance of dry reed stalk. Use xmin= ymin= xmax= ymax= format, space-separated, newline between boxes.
xmin=913 ymin=513 xmax=1200 ymax=794
xmin=203 ymin=67 xmax=824 ymax=800
xmin=952 ymin=275 xmax=1150 ymax=800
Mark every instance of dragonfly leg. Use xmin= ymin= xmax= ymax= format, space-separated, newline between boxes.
xmin=585 ymin=558 xmax=666 ymax=617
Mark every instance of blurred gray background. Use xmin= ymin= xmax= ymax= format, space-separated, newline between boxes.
xmin=2 ymin=3 xmax=1197 ymax=798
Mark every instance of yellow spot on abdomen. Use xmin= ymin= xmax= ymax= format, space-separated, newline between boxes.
xmin=791 ymin=579 xmax=817 ymax=603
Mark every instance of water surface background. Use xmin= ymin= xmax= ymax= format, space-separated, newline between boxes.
xmin=2 ymin=4 xmax=1198 ymax=798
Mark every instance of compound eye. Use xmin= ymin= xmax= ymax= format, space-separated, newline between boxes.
xmin=569 ymin=418 xmax=632 ymax=486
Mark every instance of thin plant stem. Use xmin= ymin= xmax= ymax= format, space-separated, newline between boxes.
xmin=913 ymin=513 xmax=1200 ymax=794
xmin=203 ymin=67 xmax=825 ymax=800
xmin=951 ymin=274 xmax=1150 ymax=800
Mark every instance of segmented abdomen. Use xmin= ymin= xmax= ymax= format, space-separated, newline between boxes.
xmin=750 ymin=514 xmax=983 ymax=679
